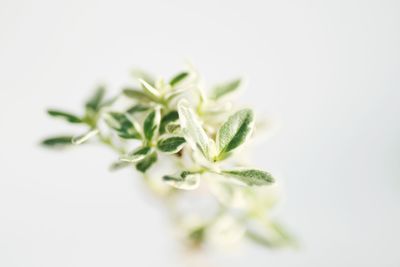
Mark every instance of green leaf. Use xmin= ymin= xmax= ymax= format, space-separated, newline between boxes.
xmin=139 ymin=79 xmax=161 ymax=101
xmin=157 ymin=136 xmax=186 ymax=153
xmin=163 ymin=171 xmax=200 ymax=190
xmin=47 ymin=109 xmax=82 ymax=123
xmin=210 ymin=79 xmax=241 ymax=100
xmin=159 ymin=111 xmax=179 ymax=134
xmin=216 ymin=109 xmax=254 ymax=160
xmin=123 ymin=88 xmax=152 ymax=102
xmin=120 ymin=146 xmax=151 ymax=163
xmin=221 ymin=169 xmax=274 ymax=186
xmin=104 ymin=112 xmax=141 ymax=139
xmin=72 ymin=129 xmax=99 ymax=145
xmin=143 ymin=108 xmax=160 ymax=141
xmin=170 ymin=72 xmax=189 ymax=86
xmin=85 ymin=87 xmax=106 ymax=112
xmin=41 ymin=136 xmax=73 ymax=148
xmin=136 ymin=150 xmax=157 ymax=173
xmin=126 ymin=104 xmax=149 ymax=114
xmin=177 ymin=100 xmax=216 ymax=161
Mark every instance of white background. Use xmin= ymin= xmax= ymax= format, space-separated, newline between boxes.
xmin=1 ymin=0 xmax=399 ymax=266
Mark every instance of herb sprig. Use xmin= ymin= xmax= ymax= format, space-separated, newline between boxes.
xmin=42 ymin=66 xmax=295 ymax=249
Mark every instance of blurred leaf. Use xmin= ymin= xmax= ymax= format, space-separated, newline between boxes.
xmin=47 ymin=109 xmax=82 ymax=123
xmin=123 ymin=88 xmax=152 ymax=102
xmin=157 ymin=136 xmax=186 ymax=154
xmin=120 ymin=146 xmax=151 ymax=163
xmin=221 ymin=169 xmax=274 ymax=186
xmin=178 ymin=100 xmax=216 ymax=161
xmin=109 ymin=161 xmax=131 ymax=171
xmin=216 ymin=109 xmax=254 ymax=160
xmin=85 ymin=87 xmax=106 ymax=112
xmin=210 ymin=79 xmax=241 ymax=100
xmin=139 ymin=79 xmax=161 ymax=101
xmin=170 ymin=72 xmax=189 ymax=86
xmin=188 ymin=226 xmax=206 ymax=247
xmin=159 ymin=111 xmax=179 ymax=134
xmin=136 ymin=150 xmax=157 ymax=173
xmin=104 ymin=112 xmax=141 ymax=139
xmin=131 ymin=69 xmax=155 ymax=86
xmin=41 ymin=136 xmax=73 ymax=148
xmin=163 ymin=171 xmax=200 ymax=190
xmin=143 ymin=108 xmax=160 ymax=141
xmin=126 ymin=104 xmax=149 ymax=114
xmin=72 ymin=129 xmax=99 ymax=145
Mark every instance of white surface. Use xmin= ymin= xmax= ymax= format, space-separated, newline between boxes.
xmin=1 ymin=0 xmax=400 ymax=266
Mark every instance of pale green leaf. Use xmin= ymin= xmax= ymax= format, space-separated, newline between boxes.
xmin=120 ymin=146 xmax=151 ymax=163
xmin=210 ymin=79 xmax=241 ymax=100
xmin=216 ymin=109 xmax=254 ymax=159
xmin=72 ymin=129 xmax=99 ymax=145
xmin=139 ymin=79 xmax=161 ymax=101
xmin=221 ymin=169 xmax=274 ymax=186
xmin=177 ymin=100 xmax=216 ymax=161
xmin=122 ymin=88 xmax=152 ymax=102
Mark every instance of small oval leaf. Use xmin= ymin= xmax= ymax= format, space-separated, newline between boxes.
xmin=216 ymin=109 xmax=254 ymax=160
xmin=221 ymin=169 xmax=274 ymax=186
xmin=157 ymin=136 xmax=186 ymax=153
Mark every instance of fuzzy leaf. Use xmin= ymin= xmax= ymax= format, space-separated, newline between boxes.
xmin=210 ymin=79 xmax=241 ymax=100
xmin=178 ymin=100 xmax=215 ymax=161
xmin=85 ymin=87 xmax=106 ymax=112
xmin=104 ymin=112 xmax=141 ymax=139
xmin=159 ymin=111 xmax=179 ymax=134
xmin=221 ymin=169 xmax=274 ymax=186
xmin=47 ymin=109 xmax=82 ymax=123
xmin=120 ymin=146 xmax=151 ymax=163
xmin=163 ymin=171 xmax=200 ymax=190
xmin=136 ymin=150 xmax=157 ymax=173
xmin=157 ymin=136 xmax=186 ymax=153
xmin=170 ymin=72 xmax=189 ymax=86
xmin=216 ymin=109 xmax=254 ymax=159
xmin=41 ymin=136 xmax=73 ymax=148
xmin=143 ymin=108 xmax=160 ymax=141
